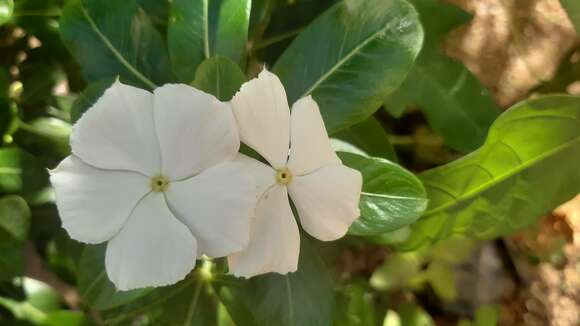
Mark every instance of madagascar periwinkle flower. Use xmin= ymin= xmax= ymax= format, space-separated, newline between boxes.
xmin=50 ymin=81 xmax=265 ymax=290
xmin=227 ymin=69 xmax=363 ymax=277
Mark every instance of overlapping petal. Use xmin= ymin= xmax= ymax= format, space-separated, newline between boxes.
xmin=228 ymin=185 xmax=300 ymax=278
xmin=50 ymin=156 xmax=150 ymax=244
xmin=105 ymin=193 xmax=197 ymax=291
xmin=70 ymin=81 xmax=161 ymax=176
xmin=287 ymin=96 xmax=340 ymax=175
xmin=165 ymin=155 xmax=274 ymax=258
xmin=153 ymin=84 xmax=239 ymax=180
xmin=288 ymin=165 xmax=362 ymax=241
xmin=231 ymin=69 xmax=290 ymax=168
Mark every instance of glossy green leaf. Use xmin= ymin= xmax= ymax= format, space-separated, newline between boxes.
xmin=44 ymin=311 xmax=89 ymax=326
xmin=0 ymin=0 xmax=13 ymax=26
xmin=400 ymin=95 xmax=580 ymax=250
xmin=561 ymin=0 xmax=580 ymax=33
xmin=19 ymin=118 xmax=72 ymax=159
xmin=168 ymin=0 xmax=251 ymax=82
xmin=385 ymin=0 xmax=499 ymax=152
xmin=273 ymin=0 xmax=424 ymax=133
xmin=60 ymin=0 xmax=171 ymax=89
xmin=217 ymin=239 xmax=333 ymax=326
xmin=192 ymin=56 xmax=247 ymax=101
xmin=334 ymin=117 xmax=398 ymax=161
xmin=78 ymin=244 xmax=153 ymax=311
xmin=70 ymin=78 xmax=115 ymax=123
xmin=0 ymin=147 xmax=48 ymax=195
xmin=340 ymin=152 xmax=428 ymax=236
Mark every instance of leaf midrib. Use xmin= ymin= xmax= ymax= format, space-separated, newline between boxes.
xmin=423 ymin=136 xmax=580 ymax=216
xmin=297 ymin=11 xmax=414 ymax=98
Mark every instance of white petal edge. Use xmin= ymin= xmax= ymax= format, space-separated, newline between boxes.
xmin=105 ymin=192 xmax=197 ymax=291
xmin=165 ymin=154 xmax=275 ymax=258
xmin=49 ymin=155 xmax=150 ymax=244
xmin=231 ymin=69 xmax=290 ymax=169
xmin=288 ymin=164 xmax=362 ymax=241
xmin=287 ymin=95 xmax=340 ymax=175
xmin=71 ymin=81 xmax=161 ymax=176
xmin=228 ymin=185 xmax=300 ymax=278
xmin=153 ymin=84 xmax=239 ymax=180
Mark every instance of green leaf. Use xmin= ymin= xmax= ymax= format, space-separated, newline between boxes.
xmin=70 ymin=78 xmax=115 ymax=123
xmin=399 ymin=95 xmax=580 ymax=250
xmin=339 ymin=152 xmax=428 ymax=236
xmin=78 ymin=244 xmax=153 ymax=311
xmin=60 ymin=0 xmax=171 ymax=89
xmin=397 ymin=304 xmax=434 ymax=326
xmin=0 ymin=195 xmax=30 ymax=243
xmin=0 ymin=0 xmax=13 ymax=26
xmin=370 ymin=253 xmax=421 ymax=291
xmin=192 ymin=56 xmax=247 ymax=101
xmin=273 ymin=0 xmax=424 ymax=133
xmin=474 ymin=305 xmax=499 ymax=326
xmin=168 ymin=0 xmax=251 ymax=82
xmin=385 ymin=0 xmax=499 ymax=152
xmin=0 ymin=242 xmax=24 ymax=281
xmin=44 ymin=311 xmax=89 ymax=326
xmin=0 ymin=147 xmax=48 ymax=195
xmin=425 ymin=261 xmax=456 ymax=301
xmin=18 ymin=118 xmax=72 ymax=159
xmin=335 ymin=283 xmax=377 ymax=326
xmin=334 ymin=117 xmax=398 ymax=161
xmin=560 ymin=0 xmax=580 ymax=33
xmin=218 ymin=239 xmax=333 ymax=326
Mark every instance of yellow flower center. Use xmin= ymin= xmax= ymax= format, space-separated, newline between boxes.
xmin=151 ymin=175 xmax=169 ymax=192
xmin=276 ymin=168 xmax=293 ymax=185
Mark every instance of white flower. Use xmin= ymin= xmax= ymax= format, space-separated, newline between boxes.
xmin=227 ymin=69 xmax=363 ymax=278
xmin=50 ymin=81 xmax=264 ymax=290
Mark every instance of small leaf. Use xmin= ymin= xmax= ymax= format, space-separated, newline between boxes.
xmin=400 ymin=95 xmax=580 ymax=250
xmin=560 ymin=0 xmax=580 ymax=33
xmin=217 ymin=239 xmax=333 ymax=326
xmin=0 ymin=195 xmax=30 ymax=243
xmin=335 ymin=283 xmax=377 ymax=326
xmin=397 ymin=304 xmax=434 ymax=326
xmin=0 ymin=0 xmax=13 ymax=26
xmin=78 ymin=244 xmax=152 ymax=311
xmin=192 ymin=56 xmax=247 ymax=101
xmin=60 ymin=0 xmax=171 ymax=89
xmin=0 ymin=147 xmax=48 ymax=195
xmin=385 ymin=0 xmax=499 ymax=152
xmin=168 ymin=0 xmax=251 ymax=82
xmin=340 ymin=152 xmax=428 ymax=236
xmin=44 ymin=311 xmax=89 ymax=326
xmin=273 ymin=0 xmax=424 ymax=133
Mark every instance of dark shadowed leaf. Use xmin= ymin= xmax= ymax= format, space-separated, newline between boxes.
xmin=192 ymin=56 xmax=247 ymax=101
xmin=274 ymin=0 xmax=424 ymax=133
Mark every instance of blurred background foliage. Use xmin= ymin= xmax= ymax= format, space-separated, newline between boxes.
xmin=0 ymin=0 xmax=579 ymax=325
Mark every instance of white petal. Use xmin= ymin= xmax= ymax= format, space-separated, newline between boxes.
xmin=288 ymin=164 xmax=362 ymax=241
xmin=287 ymin=96 xmax=340 ymax=175
xmin=71 ymin=81 xmax=161 ymax=176
xmin=165 ymin=154 xmax=275 ymax=258
xmin=50 ymin=156 xmax=149 ymax=244
xmin=105 ymin=193 xmax=197 ymax=291
xmin=228 ymin=185 xmax=300 ymax=278
xmin=231 ymin=69 xmax=290 ymax=168
xmin=153 ymin=84 xmax=239 ymax=180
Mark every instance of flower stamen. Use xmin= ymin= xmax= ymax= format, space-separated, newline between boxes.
xmin=151 ymin=175 xmax=169 ymax=192
xmin=276 ymin=168 xmax=293 ymax=185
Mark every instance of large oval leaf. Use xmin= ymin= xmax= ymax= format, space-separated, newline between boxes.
xmin=385 ymin=0 xmax=499 ymax=153
xmin=273 ymin=0 xmax=424 ymax=134
xmin=60 ymin=0 xmax=171 ymax=89
xmin=0 ymin=195 xmax=30 ymax=281
xmin=168 ymin=0 xmax=251 ymax=82
xmin=0 ymin=148 xmax=48 ymax=195
xmin=340 ymin=152 xmax=428 ymax=236
xmin=333 ymin=117 xmax=398 ymax=161
xmin=399 ymin=95 xmax=580 ymax=250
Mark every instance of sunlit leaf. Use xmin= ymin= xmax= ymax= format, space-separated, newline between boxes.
xmin=399 ymin=95 xmax=580 ymax=250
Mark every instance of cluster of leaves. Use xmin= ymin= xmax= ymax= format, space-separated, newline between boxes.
xmin=0 ymin=0 xmax=578 ymax=325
